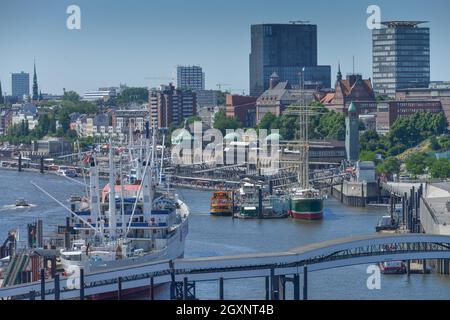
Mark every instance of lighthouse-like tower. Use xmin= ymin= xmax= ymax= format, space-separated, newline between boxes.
xmin=345 ymin=101 xmax=359 ymax=161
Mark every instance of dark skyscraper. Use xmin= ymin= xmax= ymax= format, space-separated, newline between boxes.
xmin=249 ymin=22 xmax=330 ymax=97
xmin=373 ymin=21 xmax=430 ymax=98
xmin=32 ymin=60 xmax=39 ymax=101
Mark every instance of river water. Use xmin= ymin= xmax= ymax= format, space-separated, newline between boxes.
xmin=1 ymin=169 xmax=449 ymax=300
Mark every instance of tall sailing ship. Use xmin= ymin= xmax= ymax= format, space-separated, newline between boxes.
xmin=287 ymin=76 xmax=324 ymax=220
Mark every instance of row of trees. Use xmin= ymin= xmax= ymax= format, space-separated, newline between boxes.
xmin=211 ymin=102 xmax=352 ymax=141
xmin=360 ymin=111 xmax=450 ymax=179
xmin=256 ymin=103 xmax=346 ymax=140
xmin=405 ymin=152 xmax=450 ymax=179
xmin=360 ymin=112 xmax=448 ymax=159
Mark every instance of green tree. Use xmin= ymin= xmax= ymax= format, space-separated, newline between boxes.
xmin=359 ymin=150 xmax=377 ymax=162
xmin=437 ymin=135 xmax=450 ymax=151
xmin=58 ymin=111 xmax=71 ymax=133
xmin=213 ymin=109 xmax=242 ymax=135
xmin=316 ymin=111 xmax=345 ymax=140
xmin=377 ymin=157 xmax=400 ymax=176
xmin=62 ymin=91 xmax=80 ymax=102
xmin=258 ymin=113 xmax=278 ymax=131
xmin=430 ymin=159 xmax=450 ymax=179
xmin=217 ymin=91 xmax=226 ymax=106
xmin=430 ymin=136 xmax=441 ymax=151
xmin=405 ymin=152 xmax=435 ymax=176
xmin=116 ymin=87 xmax=149 ymax=105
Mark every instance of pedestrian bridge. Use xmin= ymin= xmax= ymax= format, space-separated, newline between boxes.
xmin=1 ymin=233 xmax=450 ymax=300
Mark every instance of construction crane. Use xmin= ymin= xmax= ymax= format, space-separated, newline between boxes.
xmin=145 ymin=77 xmax=175 ymax=81
xmin=289 ymin=20 xmax=310 ymax=24
xmin=216 ymin=83 xmax=230 ymax=91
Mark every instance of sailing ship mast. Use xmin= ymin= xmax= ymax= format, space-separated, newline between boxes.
xmin=298 ymin=68 xmax=309 ymax=189
xmin=108 ymin=140 xmax=117 ymax=239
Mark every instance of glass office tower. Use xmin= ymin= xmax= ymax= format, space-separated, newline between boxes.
xmin=373 ymin=21 xmax=430 ymax=98
xmin=250 ymin=23 xmax=330 ymax=97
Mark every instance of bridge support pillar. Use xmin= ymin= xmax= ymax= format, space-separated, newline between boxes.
xmin=40 ymin=156 xmax=44 ymax=174
xmin=422 ymin=260 xmax=427 ymax=274
xmin=303 ymin=265 xmax=308 ymax=301
xmin=407 ymin=260 xmax=411 ymax=276
xmin=80 ymin=268 xmax=85 ymax=300
xmin=219 ymin=277 xmax=224 ymax=300
xmin=18 ymin=153 xmax=22 ymax=172
xmin=182 ymin=278 xmax=196 ymax=300
xmin=40 ymin=268 xmax=45 ymax=300
xmin=150 ymin=276 xmax=154 ymax=300
xmin=117 ymin=277 xmax=122 ymax=300
xmin=54 ymin=274 xmax=60 ymax=300
xmin=278 ymin=276 xmax=286 ymax=301
xmin=444 ymin=260 xmax=450 ymax=275
xmin=270 ymin=269 xmax=280 ymax=300
xmin=265 ymin=276 xmax=270 ymax=300
xmin=293 ymin=274 xmax=300 ymax=300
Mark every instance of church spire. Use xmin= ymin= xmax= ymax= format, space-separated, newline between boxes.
xmin=32 ymin=59 xmax=39 ymax=101
xmin=0 ymin=79 xmax=4 ymax=104
xmin=337 ymin=62 xmax=342 ymax=81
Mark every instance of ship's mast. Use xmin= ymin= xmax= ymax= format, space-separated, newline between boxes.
xmin=108 ymin=140 xmax=117 ymax=239
xmin=159 ymin=133 xmax=165 ymax=185
xmin=137 ymin=139 xmax=143 ymax=181
xmin=298 ymin=69 xmax=310 ymax=189
xmin=89 ymin=153 xmax=101 ymax=235
xmin=143 ymin=122 xmax=153 ymax=220
xmin=120 ymin=155 xmax=126 ymax=237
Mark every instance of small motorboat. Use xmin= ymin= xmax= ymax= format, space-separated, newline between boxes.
xmin=15 ymin=198 xmax=30 ymax=207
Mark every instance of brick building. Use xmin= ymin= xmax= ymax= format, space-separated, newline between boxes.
xmin=319 ymin=68 xmax=377 ymax=115
xmin=149 ymin=84 xmax=197 ymax=128
xmin=225 ymin=94 xmax=258 ymax=127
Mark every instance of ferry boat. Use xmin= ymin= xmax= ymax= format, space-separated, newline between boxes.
xmin=57 ymin=131 xmax=190 ymax=298
xmin=210 ymin=191 xmax=234 ymax=216
xmin=289 ymin=188 xmax=324 ymax=220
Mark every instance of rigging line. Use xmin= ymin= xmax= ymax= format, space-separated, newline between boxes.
xmin=59 ymin=173 xmax=87 ymax=187
xmin=77 ymin=140 xmax=89 ymax=197
xmin=126 ymin=141 xmax=153 ymax=235
xmin=31 ymin=181 xmax=98 ymax=233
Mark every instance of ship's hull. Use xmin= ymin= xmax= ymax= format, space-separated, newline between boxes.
xmin=210 ymin=210 xmax=233 ymax=217
xmin=289 ymin=197 xmax=323 ymax=220
xmin=63 ymin=200 xmax=190 ymax=300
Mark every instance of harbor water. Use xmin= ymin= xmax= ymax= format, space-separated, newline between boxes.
xmin=1 ymin=169 xmax=450 ymax=300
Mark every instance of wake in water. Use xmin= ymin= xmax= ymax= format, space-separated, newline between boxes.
xmin=0 ymin=204 xmax=37 ymax=211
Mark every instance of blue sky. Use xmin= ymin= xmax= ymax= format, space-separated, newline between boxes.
xmin=0 ymin=0 xmax=449 ymax=95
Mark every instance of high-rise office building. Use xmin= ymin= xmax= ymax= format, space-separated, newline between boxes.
xmin=149 ymin=84 xmax=197 ymax=128
xmin=175 ymin=65 xmax=205 ymax=91
xmin=11 ymin=72 xmax=30 ymax=99
xmin=372 ymin=21 xmax=430 ymax=98
xmin=249 ymin=22 xmax=331 ymax=97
